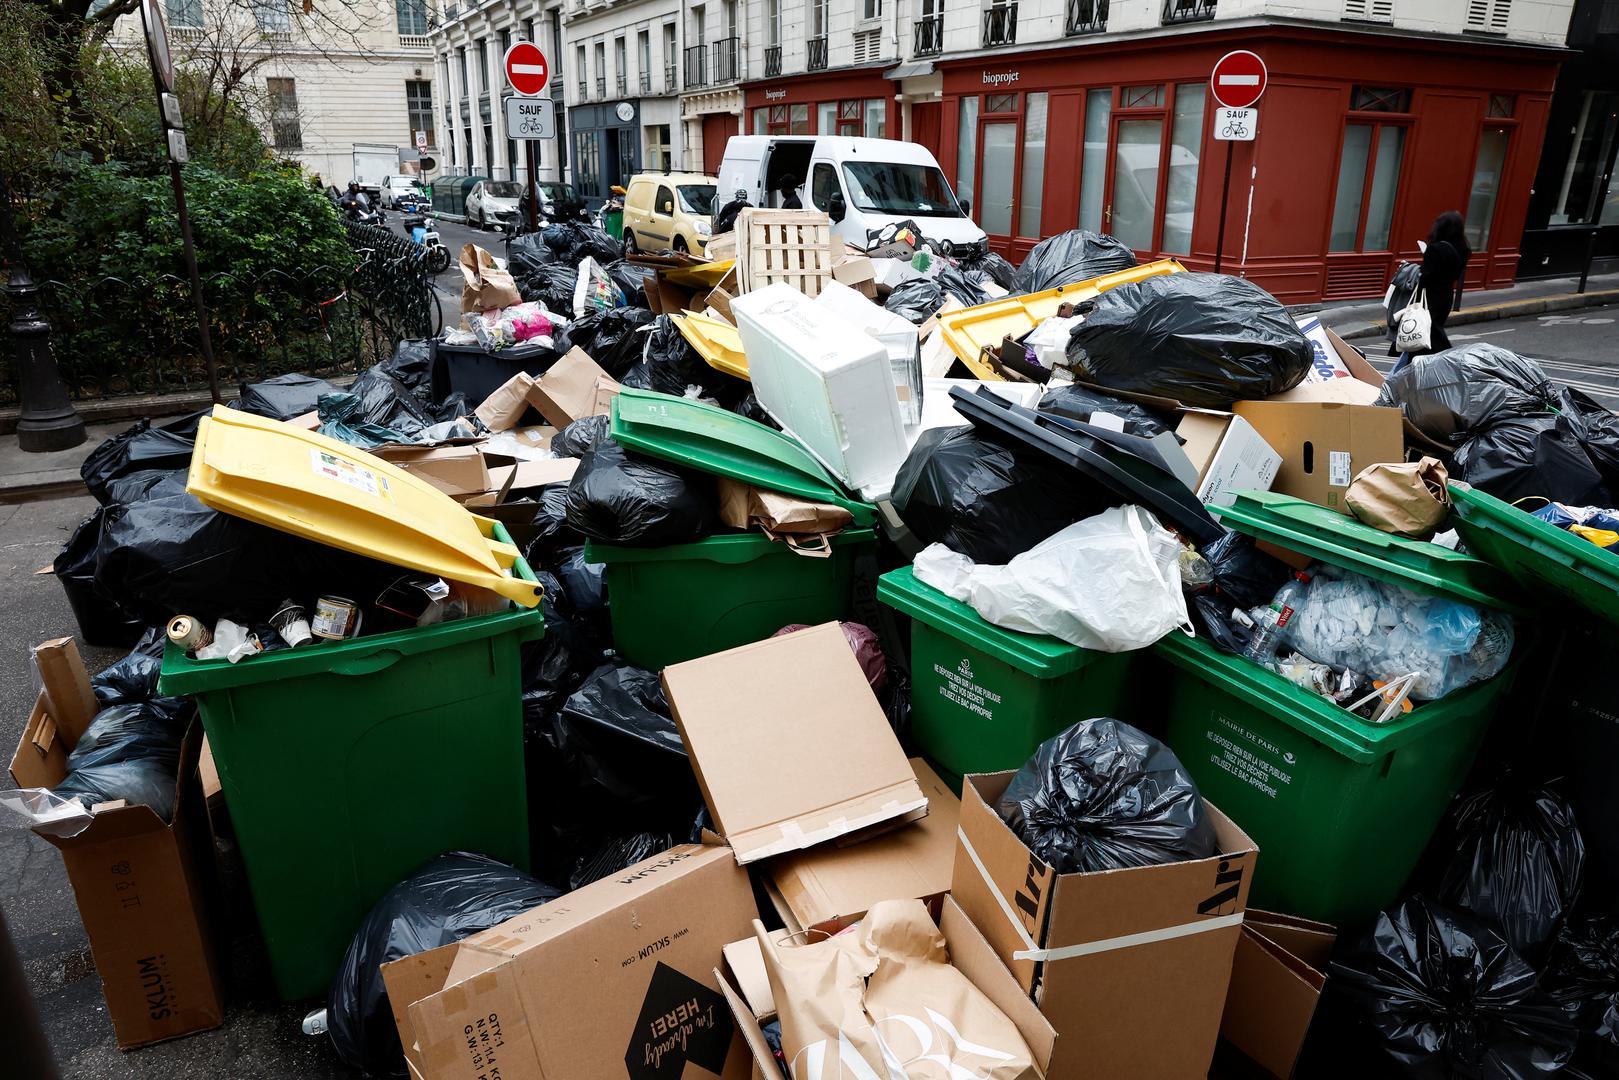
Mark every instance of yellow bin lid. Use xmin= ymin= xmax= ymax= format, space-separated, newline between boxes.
xmin=672 ymin=312 xmax=749 ymax=379
xmin=187 ymin=406 xmax=542 ymax=607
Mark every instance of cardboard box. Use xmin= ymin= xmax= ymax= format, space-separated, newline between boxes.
xmin=528 ymin=347 xmax=621 ymax=428
xmin=10 ymin=640 xmax=224 ymax=1050
xmin=951 ymin=771 xmax=1257 ymax=1080
xmin=1176 ymin=411 xmax=1284 ymax=509
xmin=662 ymin=623 xmax=928 ymax=866
xmin=1271 ymin=324 xmax=1450 ymax=455
xmin=1233 ymin=399 xmax=1406 ymax=514
xmin=831 ymin=251 xmax=878 ymax=300
xmin=718 ymin=896 xmax=1056 ymax=1079
xmin=391 ymin=842 xmax=757 ymax=1080
xmin=473 ymin=371 xmax=538 ymax=431
xmin=764 ymin=758 xmax=958 ymax=933
xmin=1220 ymin=911 xmax=1335 ymax=1079
xmin=372 ymin=444 xmax=492 ymax=498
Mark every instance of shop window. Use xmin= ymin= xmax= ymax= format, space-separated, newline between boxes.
xmin=1349 ymin=86 xmax=1411 ymax=113
xmin=1329 ymin=123 xmax=1406 ymax=251
xmin=1122 ymin=85 xmax=1164 ymax=110
xmin=811 ymin=162 xmax=841 ymax=211
xmin=1018 ymin=93 xmax=1048 ymax=238
xmin=751 ymin=106 xmax=767 ymax=134
xmin=1487 ymin=94 xmax=1516 ymax=119
xmin=1550 ymin=90 xmax=1619 ymax=226
xmin=790 ymin=103 xmax=810 ymax=134
xmin=957 ymin=95 xmax=979 ymax=211
xmin=1079 ymin=87 xmax=1110 ymax=232
xmin=1160 ymin=83 xmax=1205 ymax=254
xmin=980 ymin=121 xmax=1018 ymax=236
xmin=818 ymin=102 xmax=837 ymax=134
xmin=1466 ymin=128 xmax=1510 ymax=249
xmin=864 ymin=98 xmax=885 ymax=138
xmin=573 ymin=130 xmax=601 ymax=192
xmin=986 ymin=93 xmax=1018 ymax=114
xmin=1111 ymin=118 xmax=1162 ymax=250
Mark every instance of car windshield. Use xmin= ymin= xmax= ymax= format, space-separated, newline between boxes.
xmin=840 ymin=162 xmax=962 ymax=217
xmin=677 ymin=185 xmax=717 ymax=215
xmin=539 ymin=183 xmax=574 ymax=201
xmin=486 ymin=181 xmax=522 ymax=199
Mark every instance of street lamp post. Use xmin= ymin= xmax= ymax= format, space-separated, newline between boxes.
xmin=1 ymin=169 xmax=86 ymax=453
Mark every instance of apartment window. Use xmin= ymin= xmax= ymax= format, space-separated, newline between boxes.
xmin=167 ymin=0 xmax=202 ymax=28
xmin=864 ymin=97 xmax=885 ymax=138
xmin=1122 ymin=84 xmax=1164 ymax=110
xmin=694 ymin=5 xmax=706 ymax=45
xmin=615 ymin=37 xmax=627 ymax=94
xmin=525 ymin=19 xmax=536 ymax=44
xmin=576 ymin=45 xmax=588 ymax=96
xmin=460 ymin=48 xmax=470 ymax=97
xmin=1079 ymin=88 xmax=1110 ymax=232
xmin=1162 ymin=83 xmax=1206 ymax=254
xmin=639 ymin=31 xmax=651 ymax=89
xmin=501 ymin=29 xmax=512 ymax=59
xmin=396 ymin=0 xmax=429 ymax=36
xmin=724 ymin=0 xmax=738 ymax=35
xmin=595 ymin=42 xmax=607 ymax=96
xmin=811 ymin=0 xmax=829 ymax=38
xmin=1349 ymin=86 xmax=1411 ymax=113
xmin=255 ymin=0 xmax=291 ymax=33
xmin=406 ymin=80 xmax=433 ymax=143
xmin=266 ymin=77 xmax=302 ymax=150
xmin=1551 ymin=91 xmax=1619 ymax=226
xmin=663 ymin=23 xmax=678 ymax=85
xmin=476 ymin=40 xmax=489 ymax=93
xmin=1330 ymin=124 xmax=1407 ymax=251
xmin=864 ymin=0 xmax=882 ymax=18
xmin=767 ymin=0 xmax=781 ymax=44
xmin=1018 ymin=93 xmax=1048 ymax=237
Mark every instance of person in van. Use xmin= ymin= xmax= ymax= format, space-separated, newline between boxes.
xmin=777 ymin=174 xmax=803 ymax=210
xmin=1391 ymin=210 xmax=1472 ymax=373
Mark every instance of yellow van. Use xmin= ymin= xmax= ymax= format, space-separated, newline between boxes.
xmin=622 ymin=172 xmax=718 ymax=255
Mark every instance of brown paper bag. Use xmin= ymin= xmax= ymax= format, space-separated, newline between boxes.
xmin=717 ymin=477 xmax=854 ymax=557
xmin=758 ymin=899 xmax=1035 ymax=1079
xmin=1346 ymin=456 xmax=1451 ymax=539
xmin=458 ymin=243 xmax=521 ymax=312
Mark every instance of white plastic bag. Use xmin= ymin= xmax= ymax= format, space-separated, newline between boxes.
xmin=914 ymin=505 xmax=1192 ymax=652
xmin=1393 ymin=286 xmax=1432 ymax=353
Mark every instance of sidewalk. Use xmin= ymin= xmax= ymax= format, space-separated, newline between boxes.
xmin=1307 ymin=270 xmax=1619 ymax=340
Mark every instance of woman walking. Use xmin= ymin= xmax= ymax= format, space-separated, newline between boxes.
xmin=1392 ymin=211 xmax=1472 ymax=372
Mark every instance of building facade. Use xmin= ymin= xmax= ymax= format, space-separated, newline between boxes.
xmin=682 ymin=0 xmax=747 ymax=174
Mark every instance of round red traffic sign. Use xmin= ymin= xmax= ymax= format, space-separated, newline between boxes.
xmin=504 ymin=41 xmax=550 ymax=97
xmin=1210 ymin=50 xmax=1267 ymax=110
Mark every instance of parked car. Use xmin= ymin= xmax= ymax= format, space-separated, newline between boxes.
xmin=622 ymin=172 xmax=718 ymax=255
xmin=380 ymin=174 xmax=427 ymax=209
xmin=535 ymin=181 xmax=588 ymax=222
xmin=466 ymin=179 xmax=523 ymax=230
xmin=716 ymin=136 xmax=988 ymax=253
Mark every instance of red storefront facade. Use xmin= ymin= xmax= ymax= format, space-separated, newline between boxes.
xmin=934 ymin=25 xmax=1562 ymax=303
xmin=741 ymin=67 xmax=899 ymax=142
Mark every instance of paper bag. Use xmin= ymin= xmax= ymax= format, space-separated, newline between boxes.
xmin=1346 ymin=456 xmax=1451 ymax=539
xmin=473 ymin=371 xmax=537 ymax=431
xmin=757 ymin=899 xmax=1034 ymax=1080
xmin=717 ymin=477 xmax=854 ymax=557
xmin=458 ymin=243 xmax=521 ymax=312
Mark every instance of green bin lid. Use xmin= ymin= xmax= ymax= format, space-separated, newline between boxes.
xmin=1448 ymin=482 xmax=1619 ymax=629
xmin=877 ymin=566 xmax=1107 ymax=678
xmin=1212 ymin=490 xmax=1523 ymax=612
xmin=611 ymin=389 xmax=877 ymax=526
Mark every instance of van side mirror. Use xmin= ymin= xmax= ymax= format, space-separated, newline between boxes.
xmin=959 ymin=197 xmax=971 ymax=215
xmin=828 ymin=191 xmax=846 ymax=223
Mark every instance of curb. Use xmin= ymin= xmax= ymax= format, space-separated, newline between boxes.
xmin=0 ymin=389 xmax=234 ymax=438
xmin=1336 ymin=288 xmax=1619 ymax=340
xmin=0 ymin=476 xmax=85 ymax=504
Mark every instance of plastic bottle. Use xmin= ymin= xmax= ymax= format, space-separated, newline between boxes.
xmin=1242 ymin=571 xmax=1312 ymax=668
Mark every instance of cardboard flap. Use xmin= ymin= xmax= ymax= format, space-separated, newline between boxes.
xmin=11 ymin=694 xmax=68 ymax=789
xmin=1220 ymin=921 xmax=1330 ymax=1079
xmin=952 ymin=773 xmax=1058 ymax=988
xmin=1248 ymin=910 xmax=1337 ymax=972
xmin=663 ymin=625 xmax=925 ymax=866
xmin=381 ymin=942 xmax=461 ymax=1079
xmin=939 ymin=896 xmax=1056 ymax=1073
xmin=718 ymin=966 xmax=784 ymax=1077
xmin=34 ymin=637 xmax=97 ymax=746
xmin=722 ymin=938 xmax=776 ymax=1018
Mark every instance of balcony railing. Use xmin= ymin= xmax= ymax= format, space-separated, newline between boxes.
xmin=1065 ymin=0 xmax=1107 ymax=35
xmin=640 ymin=71 xmax=652 ymax=93
xmin=595 ymin=76 xmax=607 ymax=97
xmin=684 ymin=44 xmax=708 ymax=87
xmin=665 ymin=63 xmax=678 ymax=92
xmin=577 ymin=80 xmax=588 ymax=100
xmin=807 ymin=36 xmax=828 ymax=71
xmin=399 ymin=34 xmax=431 ymax=48
xmin=1161 ymin=0 xmax=1215 ymax=24
xmin=982 ymin=2 xmax=1017 ymax=47
xmin=712 ymin=36 xmax=740 ymax=83
xmin=913 ymin=13 xmax=943 ymax=56
xmin=616 ymin=73 xmax=627 ymax=96
xmin=765 ymin=44 xmax=782 ymax=76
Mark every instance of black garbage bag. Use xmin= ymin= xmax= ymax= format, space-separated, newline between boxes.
xmin=1038 ymin=383 xmax=1175 ymax=439
xmin=552 ymin=414 xmax=613 ymax=459
xmin=235 ymin=373 xmax=340 ymax=421
xmin=542 ymin=220 xmax=621 ymax=265
xmin=565 ymin=438 xmax=717 ymax=546
xmin=957 ymin=247 xmax=1020 ymax=292
xmin=604 ymin=259 xmax=656 ymax=304
xmin=557 ymin=306 xmax=657 ymax=379
xmin=518 ymin=483 xmax=584 ymax=568
xmin=1439 ymin=786 xmax=1586 ymax=961
xmin=54 ymin=756 xmax=178 ymax=820
xmin=377 ymin=339 xmax=435 ymax=400
xmin=525 ymin=661 xmax=703 ymax=883
xmin=347 ymin=364 xmax=440 ymax=437
xmin=620 ymin=316 xmax=749 ymax=406
xmin=891 ymin=426 xmax=1113 ymax=565
xmin=81 ymin=411 xmax=203 ymax=504
xmin=995 ymin=718 xmax=1216 ymax=874
xmin=519 ymin=262 xmax=582 ymax=314
xmin=1200 ymin=529 xmax=1293 ymax=611
xmin=1015 ymin=230 xmax=1136 ymax=294
xmin=326 ymin=852 xmax=560 ymax=1074
xmin=1544 ymin=916 xmax=1619 ymax=1070
xmin=64 ymin=704 xmax=183 ymax=774
xmin=90 ymin=649 xmax=189 ymax=716
xmin=1452 ymin=414 xmax=1612 ymax=508
xmin=1330 ymin=896 xmax=1577 ymax=1079
xmin=1066 ymin=273 xmax=1313 ymax=408
xmin=507 ymin=231 xmax=555 ymax=277
xmin=568 ymin=832 xmax=678 ymax=891
xmin=1190 ymin=592 xmax=1253 ymax=657
xmin=315 ymin=391 xmax=409 ymax=448
xmin=519 ymin=570 xmax=602 ymax=717
xmin=733 ymin=392 xmax=781 ymax=430
xmin=54 ymin=506 xmax=146 ymax=647
xmin=882 ymin=270 xmax=992 ymax=325
xmin=1555 ymin=386 xmax=1619 ymax=489
xmin=1375 ymin=345 xmax=1554 ymax=445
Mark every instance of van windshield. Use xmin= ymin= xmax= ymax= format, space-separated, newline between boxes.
xmin=840 ymin=162 xmax=963 ymax=218
xmin=677 ymin=185 xmax=717 ymax=215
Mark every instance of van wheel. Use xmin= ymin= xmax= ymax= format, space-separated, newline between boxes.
xmin=623 ymin=230 xmax=639 ymax=255
xmin=673 ymin=235 xmax=688 ymax=254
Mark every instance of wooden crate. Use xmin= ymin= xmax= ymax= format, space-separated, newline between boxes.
xmin=737 ymin=208 xmax=834 ymax=297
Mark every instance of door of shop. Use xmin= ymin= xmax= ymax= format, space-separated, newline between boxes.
xmin=703 ymin=113 xmax=738 ymax=176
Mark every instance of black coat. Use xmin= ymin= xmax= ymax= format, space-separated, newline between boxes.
xmin=1419 ymin=239 xmax=1468 ymax=351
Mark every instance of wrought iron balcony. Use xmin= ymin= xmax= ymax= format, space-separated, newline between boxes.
xmin=665 ymin=63 xmax=678 ymax=92
xmin=1161 ymin=0 xmax=1215 ymax=24
xmin=807 ymin=36 xmax=828 ymax=71
xmin=640 ymin=71 xmax=652 ymax=93
xmin=982 ymin=2 xmax=1017 ymax=47
xmin=712 ymin=36 xmax=740 ymax=83
xmin=595 ymin=75 xmax=607 ymax=97
xmin=914 ymin=14 xmax=943 ymax=56
xmin=684 ymin=44 xmax=708 ymax=87
xmin=616 ymin=73 xmax=627 ymax=96
xmin=1065 ymin=0 xmax=1107 ymax=35
xmin=765 ymin=44 xmax=782 ymax=76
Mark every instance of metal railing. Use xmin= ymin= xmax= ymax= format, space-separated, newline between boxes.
xmin=1161 ymin=0 xmax=1215 ymax=24
xmin=982 ymin=2 xmax=1017 ymax=46
xmin=577 ymin=79 xmax=588 ymax=100
xmin=1065 ymin=0 xmax=1107 ymax=34
xmin=914 ymin=13 xmax=943 ymax=56
xmin=616 ymin=73 xmax=627 ymax=96
xmin=807 ymin=36 xmax=828 ymax=70
xmin=684 ymin=44 xmax=708 ymax=87
xmin=640 ymin=71 xmax=652 ymax=93
xmin=712 ymin=36 xmax=740 ymax=83
xmin=665 ymin=63 xmax=678 ymax=92
xmin=765 ymin=44 xmax=782 ymax=76
xmin=595 ymin=75 xmax=607 ymax=97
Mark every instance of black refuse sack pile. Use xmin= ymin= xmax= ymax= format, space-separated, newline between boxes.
xmin=1014 ymin=229 xmax=1137 ymax=294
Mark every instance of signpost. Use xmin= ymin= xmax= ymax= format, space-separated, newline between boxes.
xmin=1209 ymin=51 xmax=1267 ymax=276
xmin=503 ymin=41 xmax=552 ymax=231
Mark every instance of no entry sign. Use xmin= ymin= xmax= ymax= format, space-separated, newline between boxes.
xmin=504 ymin=41 xmax=550 ymax=97
xmin=1210 ymin=50 xmax=1267 ymax=110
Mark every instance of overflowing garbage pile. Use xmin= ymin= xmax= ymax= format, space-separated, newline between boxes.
xmin=4 ymin=210 xmax=1618 ymax=1080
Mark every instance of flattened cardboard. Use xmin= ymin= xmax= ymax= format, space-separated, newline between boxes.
xmin=1234 ymin=399 xmax=1405 ymax=514
xmin=372 ymin=444 xmax=491 ymax=497
xmin=482 ymin=456 xmax=580 ymax=494
xmin=1220 ymin=911 xmax=1336 ymax=1079
xmin=662 ymin=623 xmax=927 ymax=866
xmin=529 ymin=347 xmax=621 ymax=427
xmin=10 ymin=650 xmax=223 ymax=1050
xmin=766 ymin=758 xmax=958 ymax=933
xmin=1177 ymin=411 xmax=1283 ymax=509
xmin=472 ymin=371 xmax=538 ymax=431
xmin=394 ymin=843 xmax=756 ymax=1080
xmin=952 ymin=771 xmax=1257 ymax=1080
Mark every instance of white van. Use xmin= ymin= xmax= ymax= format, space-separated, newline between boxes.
xmin=715 ymin=136 xmax=988 ymax=253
